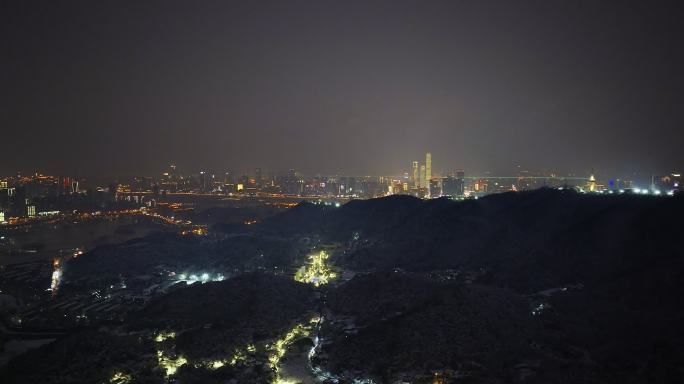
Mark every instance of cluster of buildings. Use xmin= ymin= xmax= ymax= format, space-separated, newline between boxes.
xmin=394 ymin=153 xmax=580 ymax=198
xmin=1 ymin=164 xmax=681 ymax=222
xmin=393 ymin=152 xmax=465 ymax=198
xmin=123 ymin=159 xmax=463 ymax=200
xmin=0 ymin=176 xmax=52 ymax=221
xmin=0 ymin=173 xmax=140 ymax=223
xmin=388 ymin=154 xmax=683 ymax=199
xmin=123 ymin=165 xmax=396 ymax=199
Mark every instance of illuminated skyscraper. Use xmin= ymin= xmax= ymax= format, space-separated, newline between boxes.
xmin=223 ymin=171 xmax=235 ymax=194
xmin=425 ymin=152 xmax=432 ymax=186
xmin=255 ymin=167 xmax=262 ymax=188
xmin=456 ymin=170 xmax=465 ymax=196
xmin=59 ymin=177 xmax=72 ymax=196
xmin=420 ymin=165 xmax=426 ymax=189
xmin=588 ymin=173 xmax=596 ymax=192
xmin=200 ymin=171 xmax=207 ymax=192
xmin=412 ymin=161 xmax=419 ymax=188
xmin=170 ymin=164 xmax=177 ymax=181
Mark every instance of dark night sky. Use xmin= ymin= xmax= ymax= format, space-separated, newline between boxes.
xmin=2 ymin=0 xmax=683 ymax=179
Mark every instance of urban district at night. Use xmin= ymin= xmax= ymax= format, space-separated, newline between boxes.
xmin=2 ymin=1 xmax=684 ymax=384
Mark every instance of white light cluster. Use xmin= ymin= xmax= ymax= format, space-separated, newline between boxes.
xmin=176 ymin=272 xmax=225 ymax=284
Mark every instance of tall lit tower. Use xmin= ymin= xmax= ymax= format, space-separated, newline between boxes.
xmin=200 ymin=171 xmax=207 ymax=193
xmin=425 ymin=152 xmax=432 ymax=185
xmin=412 ymin=161 xmax=419 ymax=188
xmin=420 ymin=165 xmax=426 ymax=189
xmin=588 ymin=173 xmax=596 ymax=192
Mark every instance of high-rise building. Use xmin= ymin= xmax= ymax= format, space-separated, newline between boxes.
xmin=223 ymin=171 xmax=235 ymax=194
xmin=442 ymin=176 xmax=456 ymax=196
xmin=0 ymin=195 xmax=6 ymax=212
xmin=419 ymin=165 xmax=426 ymax=189
xmin=442 ymin=172 xmax=465 ymax=197
xmin=429 ymin=179 xmax=440 ymax=197
xmin=7 ymin=186 xmax=26 ymax=217
xmin=169 ymin=164 xmax=177 ymax=181
xmin=283 ymin=169 xmax=299 ymax=195
xmin=59 ymin=177 xmax=73 ymax=196
xmin=456 ymin=170 xmax=465 ymax=196
xmin=412 ymin=161 xmax=419 ymax=189
xmin=255 ymin=167 xmax=262 ymax=188
xmin=425 ymin=152 xmax=432 ymax=186
xmin=348 ymin=176 xmax=357 ymax=195
xmin=200 ymin=171 xmax=208 ymax=193
xmin=588 ymin=173 xmax=596 ymax=192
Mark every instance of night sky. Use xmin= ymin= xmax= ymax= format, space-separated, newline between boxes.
xmin=2 ymin=0 xmax=683 ymax=178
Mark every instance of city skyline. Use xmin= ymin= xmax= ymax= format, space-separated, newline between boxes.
xmin=0 ymin=161 xmax=673 ymax=192
xmin=0 ymin=160 xmax=659 ymax=184
xmin=0 ymin=152 xmax=661 ymax=182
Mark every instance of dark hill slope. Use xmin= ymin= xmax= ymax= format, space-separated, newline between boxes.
xmin=1 ymin=331 xmax=163 ymax=384
xmin=323 ymin=272 xmax=539 ymax=382
xmin=309 ymin=190 xmax=684 ymax=383
xmin=259 ymin=189 xmax=683 ymax=292
xmin=64 ymin=232 xmax=300 ymax=282
xmin=137 ymin=272 xmax=314 ymax=327
xmin=133 ymin=273 xmax=316 ymax=359
xmin=256 ymin=189 xmax=684 ymax=294
xmin=257 ymin=195 xmax=424 ymax=239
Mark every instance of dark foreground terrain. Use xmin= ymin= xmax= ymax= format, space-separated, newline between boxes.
xmin=1 ymin=189 xmax=683 ymax=383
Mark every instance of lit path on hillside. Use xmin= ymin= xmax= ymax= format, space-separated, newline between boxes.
xmin=269 ymin=316 xmax=320 ymax=384
xmin=271 ymin=251 xmax=336 ymax=384
xmin=274 ymin=251 xmax=375 ymax=384
xmin=294 ymin=251 xmax=337 ymax=287
xmin=141 ymin=248 xmax=365 ymax=383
